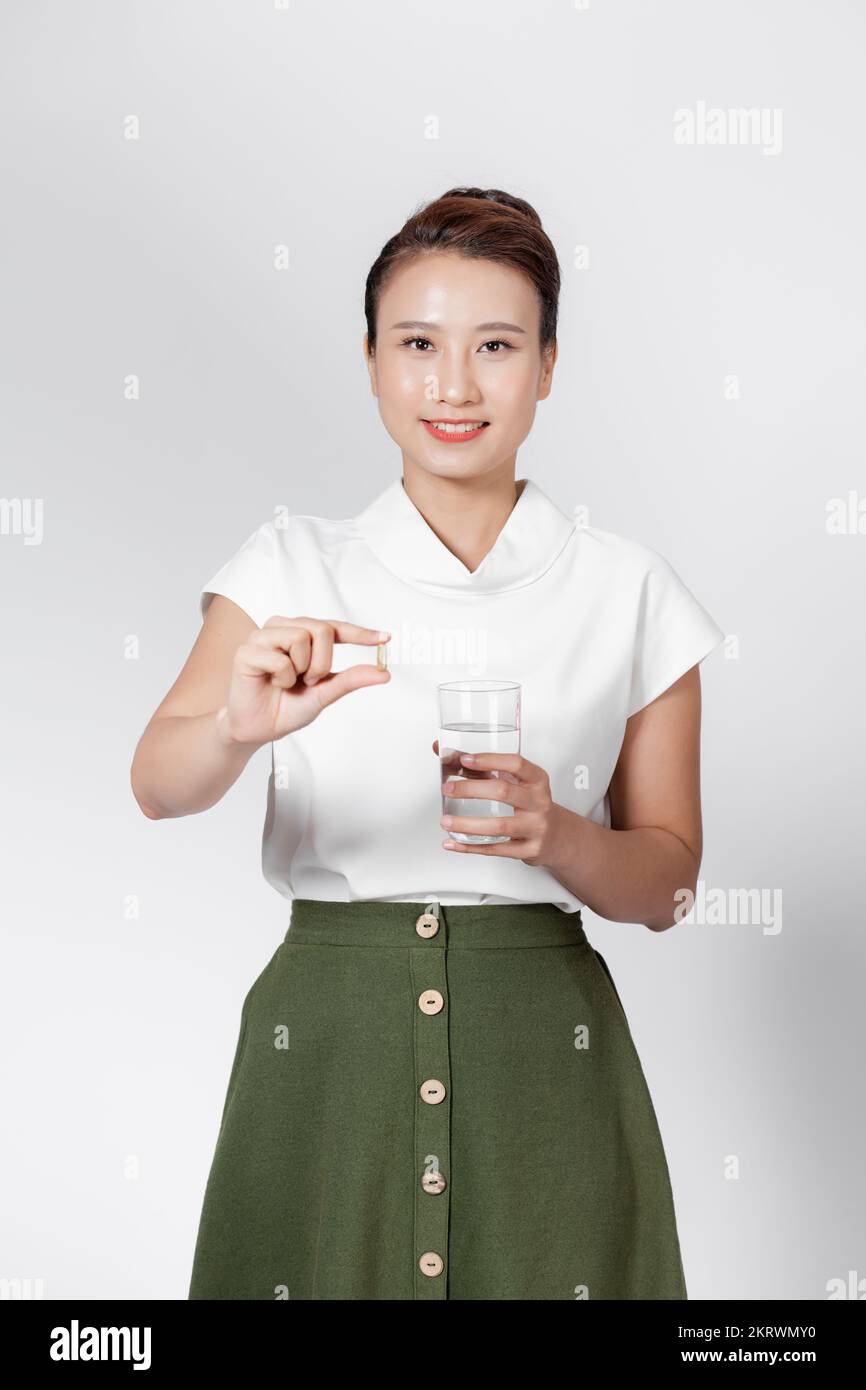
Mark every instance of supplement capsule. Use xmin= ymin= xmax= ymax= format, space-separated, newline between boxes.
xmin=376 ymin=642 xmax=388 ymax=671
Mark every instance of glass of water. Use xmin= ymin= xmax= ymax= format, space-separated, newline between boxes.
xmin=437 ymin=680 xmax=521 ymax=844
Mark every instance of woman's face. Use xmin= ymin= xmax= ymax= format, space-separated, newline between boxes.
xmin=365 ymin=251 xmax=556 ymax=483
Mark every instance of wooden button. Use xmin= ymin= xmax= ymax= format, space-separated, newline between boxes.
xmin=419 ymin=1078 xmax=446 ymax=1105
xmin=422 ymin=1170 xmax=447 ymax=1194
xmin=415 ymin=911 xmax=440 ymax=938
xmin=419 ymin=1251 xmax=444 ymax=1277
xmin=418 ymin=988 xmax=444 ymax=1015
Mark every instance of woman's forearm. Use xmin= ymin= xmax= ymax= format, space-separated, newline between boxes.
xmin=543 ymin=805 xmax=699 ymax=931
xmin=130 ymin=709 xmax=265 ymax=820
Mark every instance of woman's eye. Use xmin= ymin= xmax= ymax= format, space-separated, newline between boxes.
xmin=480 ymin=339 xmax=515 ymax=353
xmin=400 ymin=336 xmax=433 ymax=351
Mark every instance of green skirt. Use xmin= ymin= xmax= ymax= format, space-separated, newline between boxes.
xmin=188 ymin=898 xmax=687 ymax=1300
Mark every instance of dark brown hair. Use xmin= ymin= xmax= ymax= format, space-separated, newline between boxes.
xmin=364 ymin=186 xmax=561 ymax=356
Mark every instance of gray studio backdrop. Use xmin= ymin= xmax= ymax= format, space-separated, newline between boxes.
xmin=2 ymin=0 xmax=864 ymax=1301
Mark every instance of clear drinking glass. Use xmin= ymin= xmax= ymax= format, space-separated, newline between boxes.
xmin=437 ymin=680 xmax=521 ymax=844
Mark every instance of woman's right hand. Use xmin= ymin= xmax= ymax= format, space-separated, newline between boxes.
xmin=219 ymin=616 xmax=391 ymax=747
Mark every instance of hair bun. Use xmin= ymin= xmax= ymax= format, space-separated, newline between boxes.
xmin=438 ymin=186 xmax=542 ymax=227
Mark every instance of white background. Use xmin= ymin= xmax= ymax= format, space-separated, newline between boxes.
xmin=1 ymin=0 xmax=864 ymax=1300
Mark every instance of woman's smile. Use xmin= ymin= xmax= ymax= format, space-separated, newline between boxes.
xmin=421 ymin=419 xmax=490 ymax=442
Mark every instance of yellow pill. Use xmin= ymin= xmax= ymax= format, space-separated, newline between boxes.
xmin=376 ymin=642 xmax=388 ymax=671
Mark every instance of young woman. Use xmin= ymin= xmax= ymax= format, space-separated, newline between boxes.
xmin=131 ymin=187 xmax=725 ymax=1301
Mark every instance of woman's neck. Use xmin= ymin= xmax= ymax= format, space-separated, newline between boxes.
xmin=400 ymin=462 xmax=525 ymax=575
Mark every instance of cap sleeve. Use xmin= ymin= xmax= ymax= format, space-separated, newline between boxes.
xmin=627 ymin=549 xmax=726 ymax=717
xmin=199 ymin=520 xmax=275 ymax=629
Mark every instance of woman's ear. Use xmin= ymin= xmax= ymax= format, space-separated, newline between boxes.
xmin=364 ymin=333 xmax=378 ymax=397
xmin=538 ymin=339 xmax=558 ymax=400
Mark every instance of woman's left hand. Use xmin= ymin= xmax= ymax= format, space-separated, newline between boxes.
xmin=431 ymin=739 xmax=564 ymax=867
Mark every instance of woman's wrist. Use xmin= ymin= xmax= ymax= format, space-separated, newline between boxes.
xmin=537 ymin=803 xmax=596 ymax=897
xmin=214 ymin=705 xmax=264 ymax=752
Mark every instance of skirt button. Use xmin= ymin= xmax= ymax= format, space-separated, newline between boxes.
xmin=422 ymin=1170 xmax=447 ymax=1194
xmin=415 ymin=911 xmax=440 ymax=938
xmin=419 ymin=1251 xmax=444 ymax=1277
xmin=419 ymin=1078 xmax=446 ymax=1104
xmin=418 ymin=988 xmax=444 ymax=1015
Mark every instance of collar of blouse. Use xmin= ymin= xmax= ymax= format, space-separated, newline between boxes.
xmin=355 ymin=475 xmax=576 ymax=597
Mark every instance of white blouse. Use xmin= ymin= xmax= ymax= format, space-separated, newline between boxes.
xmin=200 ymin=476 xmax=726 ymax=914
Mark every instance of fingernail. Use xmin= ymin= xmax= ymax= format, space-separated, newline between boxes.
xmin=378 ymin=630 xmax=391 ymax=640
xmin=305 ymin=675 xmax=319 ymax=685
xmin=461 ymin=753 xmax=476 ymax=763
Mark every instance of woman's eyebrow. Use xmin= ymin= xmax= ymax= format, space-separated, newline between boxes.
xmin=390 ymin=319 xmax=526 ymax=334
